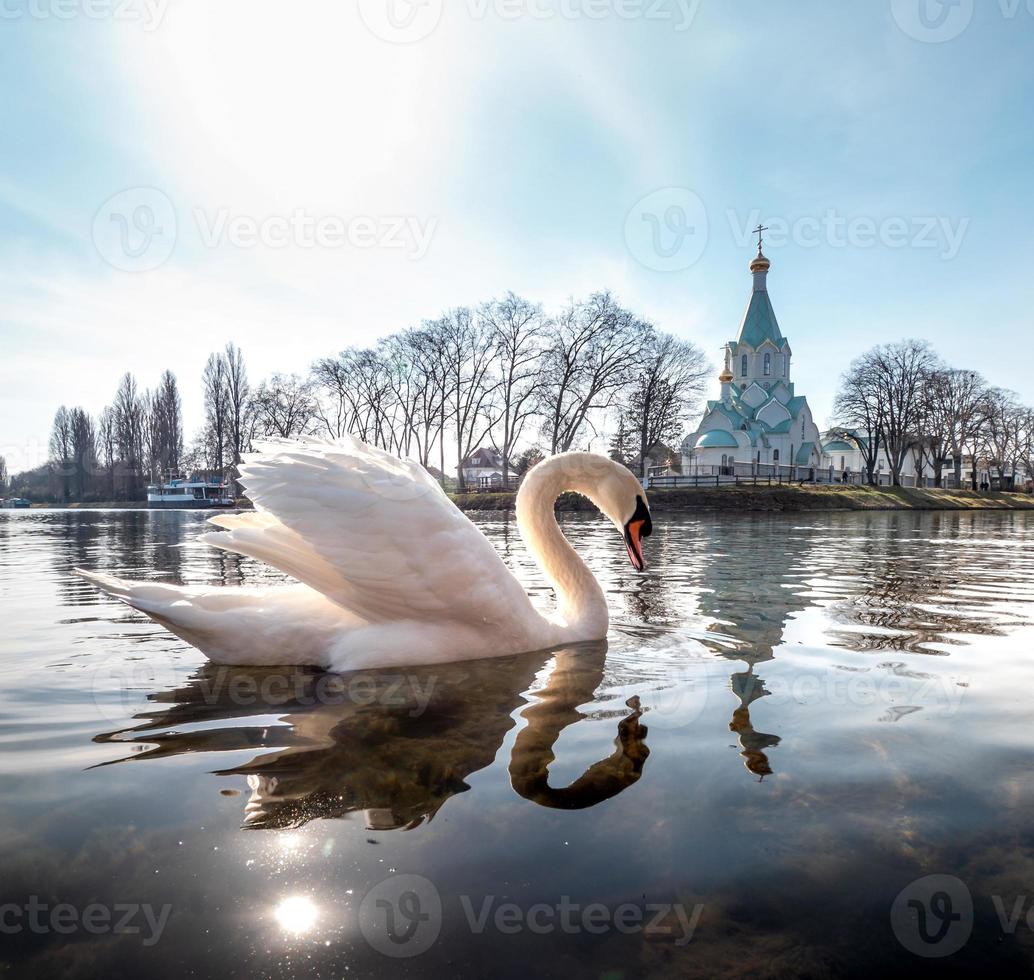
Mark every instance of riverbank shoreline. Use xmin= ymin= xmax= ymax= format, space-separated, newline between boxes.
xmin=13 ymin=484 xmax=1034 ymax=514
xmin=451 ymin=484 xmax=1034 ymax=513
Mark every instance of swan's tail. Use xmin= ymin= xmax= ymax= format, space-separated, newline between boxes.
xmin=75 ymin=567 xmax=257 ymax=661
xmin=74 ymin=568 xmax=360 ymax=666
xmin=75 ymin=568 xmax=187 ymax=612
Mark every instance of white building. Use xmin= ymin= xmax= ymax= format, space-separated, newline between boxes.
xmin=682 ymin=246 xmax=823 ymax=477
xmin=460 ymin=447 xmax=509 ymax=489
xmin=819 ymin=430 xmax=917 ymax=485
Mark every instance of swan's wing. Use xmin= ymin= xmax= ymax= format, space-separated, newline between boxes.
xmin=199 ymin=436 xmax=535 ymax=628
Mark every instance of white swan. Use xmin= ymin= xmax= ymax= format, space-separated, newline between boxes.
xmin=77 ymin=436 xmax=653 ymax=671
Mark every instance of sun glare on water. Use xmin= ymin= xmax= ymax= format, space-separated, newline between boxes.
xmin=274 ymin=895 xmax=320 ymax=936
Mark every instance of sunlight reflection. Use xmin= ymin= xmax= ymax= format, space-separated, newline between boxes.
xmin=274 ymin=895 xmax=319 ymax=935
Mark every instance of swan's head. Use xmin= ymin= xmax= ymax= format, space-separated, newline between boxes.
xmin=595 ymin=462 xmax=653 ymax=572
xmin=520 ymin=452 xmax=654 ymax=571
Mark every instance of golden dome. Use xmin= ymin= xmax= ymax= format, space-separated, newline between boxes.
xmin=750 ymin=250 xmax=771 ymax=274
xmin=719 ymin=367 xmax=734 ymax=383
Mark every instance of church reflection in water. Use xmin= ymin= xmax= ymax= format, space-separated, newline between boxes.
xmin=95 ymin=642 xmax=650 ymax=830
xmin=681 ymin=517 xmax=815 ymax=780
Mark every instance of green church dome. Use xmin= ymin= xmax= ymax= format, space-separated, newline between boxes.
xmin=696 ymin=430 xmax=740 ymax=449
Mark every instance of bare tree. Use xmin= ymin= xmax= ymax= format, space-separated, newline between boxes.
xmin=311 ymin=347 xmax=394 ymax=446
xmin=403 ymin=327 xmax=449 ymax=472
xmin=147 ymin=370 xmax=184 ymax=481
xmin=49 ymin=406 xmax=73 ymax=501
xmin=939 ymin=369 xmax=987 ymax=490
xmin=0 ymin=455 xmax=7 ymax=494
xmin=871 ymin=341 xmax=937 ymax=486
xmin=112 ymin=373 xmax=147 ymax=499
xmin=435 ymin=308 xmax=501 ymax=490
xmin=608 ymin=413 xmax=636 ymax=467
xmin=1018 ymin=407 xmax=1034 ymax=491
xmin=97 ymin=406 xmax=117 ymax=499
xmin=68 ymin=407 xmax=97 ymax=501
xmin=202 ymin=352 xmax=231 ymax=474
xmin=539 ymin=293 xmax=649 ymax=455
xmin=979 ymin=387 xmax=1023 ymax=488
xmin=832 ymin=354 xmax=884 ymax=485
xmin=914 ymin=363 xmax=953 ymax=488
xmin=482 ymin=293 xmax=547 ymax=488
xmin=224 ymin=343 xmax=252 ymax=468
xmin=253 ymin=374 xmax=317 ymax=438
xmin=624 ymin=332 xmax=709 ymax=477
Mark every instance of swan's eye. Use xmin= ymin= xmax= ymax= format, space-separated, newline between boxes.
xmin=632 ymin=496 xmax=652 ymax=537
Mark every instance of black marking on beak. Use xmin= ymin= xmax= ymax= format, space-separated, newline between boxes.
xmin=623 ymin=495 xmax=652 ymax=572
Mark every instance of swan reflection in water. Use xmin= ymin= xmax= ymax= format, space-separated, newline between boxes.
xmin=94 ymin=642 xmax=649 ymax=830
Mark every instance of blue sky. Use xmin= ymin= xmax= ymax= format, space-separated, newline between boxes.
xmin=1 ymin=0 xmax=1032 ymax=471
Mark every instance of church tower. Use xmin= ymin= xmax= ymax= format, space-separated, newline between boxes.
xmin=726 ymin=241 xmax=792 ymax=392
xmin=681 ymin=232 xmax=822 ymax=475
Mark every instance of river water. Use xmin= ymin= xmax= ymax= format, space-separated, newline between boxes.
xmin=2 ymin=508 xmax=1034 ymax=977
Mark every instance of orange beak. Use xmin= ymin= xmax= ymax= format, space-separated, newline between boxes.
xmin=623 ymin=496 xmax=652 ymax=572
xmin=625 ymin=520 xmax=647 ymax=571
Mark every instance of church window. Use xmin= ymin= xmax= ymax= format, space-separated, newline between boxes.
xmin=783 ymin=354 xmax=788 ymax=376
xmin=764 ymin=353 xmax=771 ymax=376
xmin=773 ymin=449 xmax=780 ymax=462
xmin=741 ymin=354 xmax=748 ymax=377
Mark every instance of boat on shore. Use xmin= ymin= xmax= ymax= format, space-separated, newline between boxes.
xmin=146 ymin=478 xmax=235 ymax=509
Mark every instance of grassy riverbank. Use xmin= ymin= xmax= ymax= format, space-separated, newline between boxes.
xmin=16 ymin=484 xmax=1034 ymax=514
xmin=451 ymin=484 xmax=1034 ymax=513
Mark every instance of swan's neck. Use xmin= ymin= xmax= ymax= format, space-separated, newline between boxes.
xmin=516 ymin=455 xmax=609 ymax=638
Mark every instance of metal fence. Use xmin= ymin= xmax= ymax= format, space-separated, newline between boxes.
xmin=646 ymin=465 xmax=1031 ymax=492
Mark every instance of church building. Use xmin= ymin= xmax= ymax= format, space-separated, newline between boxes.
xmin=682 ymin=241 xmax=823 ymax=475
